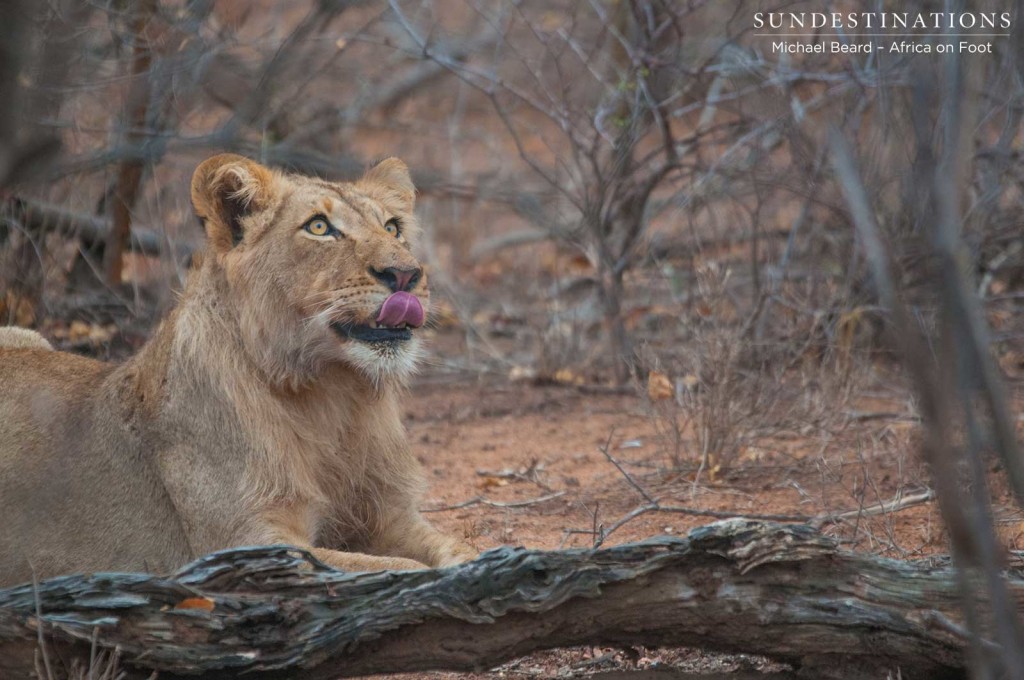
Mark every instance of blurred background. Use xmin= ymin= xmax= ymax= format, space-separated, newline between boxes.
xmin=8 ymin=0 xmax=1020 ymax=384
xmin=3 ymin=0 xmax=1024 ymax=672
xmin=4 ymin=0 xmax=1023 ymax=385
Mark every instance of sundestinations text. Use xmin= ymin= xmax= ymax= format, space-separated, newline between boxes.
xmin=755 ymin=12 xmax=1011 ymax=30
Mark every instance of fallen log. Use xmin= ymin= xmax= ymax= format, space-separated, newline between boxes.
xmin=0 ymin=519 xmax=1007 ymax=680
xmin=3 ymin=197 xmax=197 ymax=260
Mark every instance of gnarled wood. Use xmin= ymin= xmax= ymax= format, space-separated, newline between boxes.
xmin=0 ymin=520 xmax=1008 ymax=679
xmin=5 ymin=197 xmax=196 ymax=260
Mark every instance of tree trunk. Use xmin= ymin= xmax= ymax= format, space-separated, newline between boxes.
xmin=0 ymin=520 xmax=1006 ymax=680
xmin=103 ymin=0 xmax=158 ymax=285
xmin=599 ymin=267 xmax=634 ymax=384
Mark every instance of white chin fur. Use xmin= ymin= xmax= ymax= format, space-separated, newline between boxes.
xmin=341 ymin=335 xmax=423 ymax=386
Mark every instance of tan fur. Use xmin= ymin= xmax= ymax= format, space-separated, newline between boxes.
xmin=0 ymin=155 xmax=475 ymax=587
xmin=0 ymin=327 xmax=53 ymax=351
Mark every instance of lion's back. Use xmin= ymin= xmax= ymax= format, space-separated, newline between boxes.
xmin=0 ymin=345 xmax=169 ymax=586
xmin=0 ymin=344 xmax=110 ymax=422
xmin=0 ymin=326 xmax=53 ymax=351
xmin=0 ymin=343 xmax=113 ymax=518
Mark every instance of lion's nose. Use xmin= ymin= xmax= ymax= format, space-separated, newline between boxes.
xmin=370 ymin=266 xmax=421 ymax=293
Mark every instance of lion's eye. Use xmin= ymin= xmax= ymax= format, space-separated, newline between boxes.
xmin=304 ymin=216 xmax=336 ymax=238
xmin=384 ymin=218 xmax=401 ymax=238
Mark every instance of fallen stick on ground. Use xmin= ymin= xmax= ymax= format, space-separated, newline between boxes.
xmin=809 ymin=489 xmax=936 ymax=529
xmin=594 ymin=503 xmax=813 ymax=545
xmin=422 ymin=490 xmax=566 ymax=512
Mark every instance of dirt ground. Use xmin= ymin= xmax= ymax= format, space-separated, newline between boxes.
xmin=412 ymin=330 xmax=966 ymax=559
xmin=358 ymin=324 xmax=1024 ymax=680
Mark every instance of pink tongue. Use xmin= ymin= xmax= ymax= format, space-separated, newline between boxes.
xmin=376 ymin=292 xmax=425 ymax=328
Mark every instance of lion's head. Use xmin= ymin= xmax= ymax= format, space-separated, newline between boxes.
xmin=190 ymin=154 xmax=429 ymax=387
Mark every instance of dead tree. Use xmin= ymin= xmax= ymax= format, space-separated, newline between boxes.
xmin=0 ymin=519 xmax=1010 ymax=680
xmin=102 ymin=0 xmax=158 ymax=285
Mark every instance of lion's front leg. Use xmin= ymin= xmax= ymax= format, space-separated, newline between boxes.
xmin=271 ymin=533 xmax=429 ymax=572
xmin=257 ymin=505 xmax=428 ymax=572
xmin=371 ymin=509 xmax=477 ymax=568
xmin=307 ymin=547 xmax=427 ymax=572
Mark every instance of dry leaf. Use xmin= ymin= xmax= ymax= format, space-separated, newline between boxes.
xmin=999 ymin=351 xmax=1024 ymax=377
xmin=568 ymin=253 xmax=593 ymax=272
xmin=478 ymin=476 xmax=508 ymax=490
xmin=836 ymin=306 xmax=866 ymax=359
xmin=991 ymin=309 xmax=1011 ymax=329
xmin=174 ymin=597 xmax=215 ymax=612
xmin=509 ymin=365 xmax=537 ymax=382
xmin=68 ymin=320 xmax=91 ymax=343
xmin=88 ymin=325 xmax=114 ymax=344
xmin=739 ymin=446 xmax=766 ymax=463
xmin=647 ymin=371 xmax=673 ymax=401
xmin=707 ymin=460 xmax=722 ymax=483
xmin=625 ymin=304 xmax=674 ymax=330
xmin=553 ymin=368 xmax=584 ymax=386
xmin=1 ymin=292 xmax=36 ymax=327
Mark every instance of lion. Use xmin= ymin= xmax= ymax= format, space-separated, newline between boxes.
xmin=0 ymin=326 xmax=52 ymax=351
xmin=0 ymin=154 xmax=476 ymax=587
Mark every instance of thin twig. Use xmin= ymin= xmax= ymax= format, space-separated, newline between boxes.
xmin=32 ymin=567 xmax=54 ymax=680
xmin=598 ymin=428 xmax=655 ymax=505
xmin=89 ymin=626 xmax=98 ymax=680
xmin=810 ymin=489 xmax=936 ymax=529
xmin=843 ymin=411 xmax=920 ymax=423
xmin=594 ymin=504 xmax=811 ymax=547
xmin=422 ymin=491 xmax=566 ymax=513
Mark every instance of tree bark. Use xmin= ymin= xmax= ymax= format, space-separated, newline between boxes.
xmin=103 ymin=0 xmax=159 ymax=285
xmin=6 ymin=197 xmax=195 ymax=261
xmin=0 ymin=520 xmax=1007 ymax=680
xmin=599 ymin=266 xmax=634 ymax=384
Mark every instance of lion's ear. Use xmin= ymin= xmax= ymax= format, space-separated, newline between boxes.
xmin=191 ymin=154 xmax=275 ymax=253
xmin=360 ymin=157 xmax=415 ymax=210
